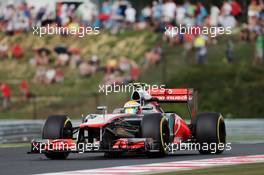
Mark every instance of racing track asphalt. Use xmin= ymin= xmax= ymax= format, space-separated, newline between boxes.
xmin=0 ymin=143 xmax=263 ymax=175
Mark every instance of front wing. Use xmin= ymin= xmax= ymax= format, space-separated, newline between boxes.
xmin=28 ymin=138 xmax=161 ymax=154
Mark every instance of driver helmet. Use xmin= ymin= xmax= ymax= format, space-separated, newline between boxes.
xmin=124 ymin=100 xmax=141 ymax=114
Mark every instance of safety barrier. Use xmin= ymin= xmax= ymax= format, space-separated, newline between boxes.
xmin=0 ymin=120 xmax=43 ymax=144
xmin=0 ymin=119 xmax=263 ymax=144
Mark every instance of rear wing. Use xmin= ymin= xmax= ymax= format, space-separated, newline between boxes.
xmin=148 ymin=88 xmax=193 ymax=102
xmin=148 ymin=88 xmax=198 ymax=118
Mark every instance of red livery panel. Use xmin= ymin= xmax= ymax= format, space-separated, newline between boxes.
xmin=148 ymin=88 xmax=193 ymax=102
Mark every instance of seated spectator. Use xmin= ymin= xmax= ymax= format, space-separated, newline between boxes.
xmin=33 ymin=67 xmax=47 ymax=84
xmin=30 ymin=48 xmax=50 ymax=67
xmin=118 ymin=57 xmax=131 ymax=73
xmin=144 ymin=44 xmax=162 ymax=68
xmin=69 ymin=48 xmax=81 ymax=69
xmin=89 ymin=54 xmax=100 ymax=66
xmin=45 ymin=68 xmax=56 ymax=84
xmin=79 ymin=61 xmax=96 ymax=76
xmin=145 ymin=51 xmax=159 ymax=67
xmin=54 ymin=68 xmax=64 ymax=83
xmin=54 ymin=46 xmax=69 ymax=66
xmin=56 ymin=53 xmax=70 ymax=66
xmin=106 ymin=58 xmax=118 ymax=73
xmin=33 ymin=66 xmax=64 ymax=84
xmin=45 ymin=67 xmax=64 ymax=84
xmin=103 ymin=72 xmax=123 ymax=86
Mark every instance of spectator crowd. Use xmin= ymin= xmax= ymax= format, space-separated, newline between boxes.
xmin=0 ymin=0 xmax=264 ymax=109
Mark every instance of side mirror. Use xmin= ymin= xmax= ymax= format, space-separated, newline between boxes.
xmin=97 ymin=106 xmax=107 ymax=114
xmin=113 ymin=108 xmax=124 ymax=114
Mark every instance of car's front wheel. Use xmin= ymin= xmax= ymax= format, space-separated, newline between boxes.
xmin=141 ymin=114 xmax=170 ymax=157
xmin=42 ymin=115 xmax=73 ymax=159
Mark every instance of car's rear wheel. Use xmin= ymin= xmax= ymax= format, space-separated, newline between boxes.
xmin=42 ymin=115 xmax=73 ymax=159
xmin=195 ymin=112 xmax=226 ymax=154
xmin=141 ymin=114 xmax=170 ymax=157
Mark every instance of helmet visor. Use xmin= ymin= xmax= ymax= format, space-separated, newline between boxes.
xmin=125 ymin=107 xmax=137 ymax=114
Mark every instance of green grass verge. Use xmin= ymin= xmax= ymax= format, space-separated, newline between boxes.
xmin=154 ymin=163 xmax=264 ymax=175
xmin=0 ymin=30 xmax=263 ymax=119
xmin=0 ymin=143 xmax=29 ymax=148
xmin=141 ymin=35 xmax=264 ymax=118
xmin=0 ymin=30 xmax=158 ymax=119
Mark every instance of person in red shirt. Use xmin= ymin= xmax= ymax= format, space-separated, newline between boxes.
xmin=11 ymin=44 xmax=23 ymax=59
xmin=20 ymin=80 xmax=30 ymax=101
xmin=1 ymin=83 xmax=11 ymax=109
xmin=130 ymin=61 xmax=140 ymax=81
xmin=231 ymin=0 xmax=241 ymax=18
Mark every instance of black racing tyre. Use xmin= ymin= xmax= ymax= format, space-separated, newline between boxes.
xmin=195 ymin=112 xmax=226 ymax=154
xmin=141 ymin=113 xmax=170 ymax=158
xmin=42 ymin=115 xmax=73 ymax=159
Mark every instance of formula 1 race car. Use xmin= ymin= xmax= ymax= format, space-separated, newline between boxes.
xmin=29 ymin=84 xmax=226 ymax=159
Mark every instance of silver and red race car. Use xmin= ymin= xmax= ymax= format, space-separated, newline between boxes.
xmin=29 ymin=84 xmax=226 ymax=159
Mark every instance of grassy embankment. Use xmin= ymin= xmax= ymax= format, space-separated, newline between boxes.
xmin=0 ymin=29 xmax=263 ymax=119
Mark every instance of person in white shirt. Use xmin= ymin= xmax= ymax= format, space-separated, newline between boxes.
xmin=219 ymin=15 xmax=236 ymax=28
xmin=162 ymin=0 xmax=176 ymax=23
xmin=222 ymin=1 xmax=232 ymax=16
xmin=142 ymin=5 xmax=152 ymax=21
xmin=152 ymin=1 xmax=162 ymax=21
xmin=176 ymin=5 xmax=185 ymax=25
xmin=125 ymin=4 xmax=136 ymax=23
xmin=210 ymin=5 xmax=220 ymax=26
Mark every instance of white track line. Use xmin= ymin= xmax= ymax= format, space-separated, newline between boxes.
xmin=38 ymin=154 xmax=264 ymax=175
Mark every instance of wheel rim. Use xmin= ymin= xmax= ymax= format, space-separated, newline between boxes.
xmin=63 ymin=119 xmax=73 ymax=139
xmin=217 ymin=117 xmax=226 ymax=144
xmin=160 ymin=118 xmax=170 ymax=153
